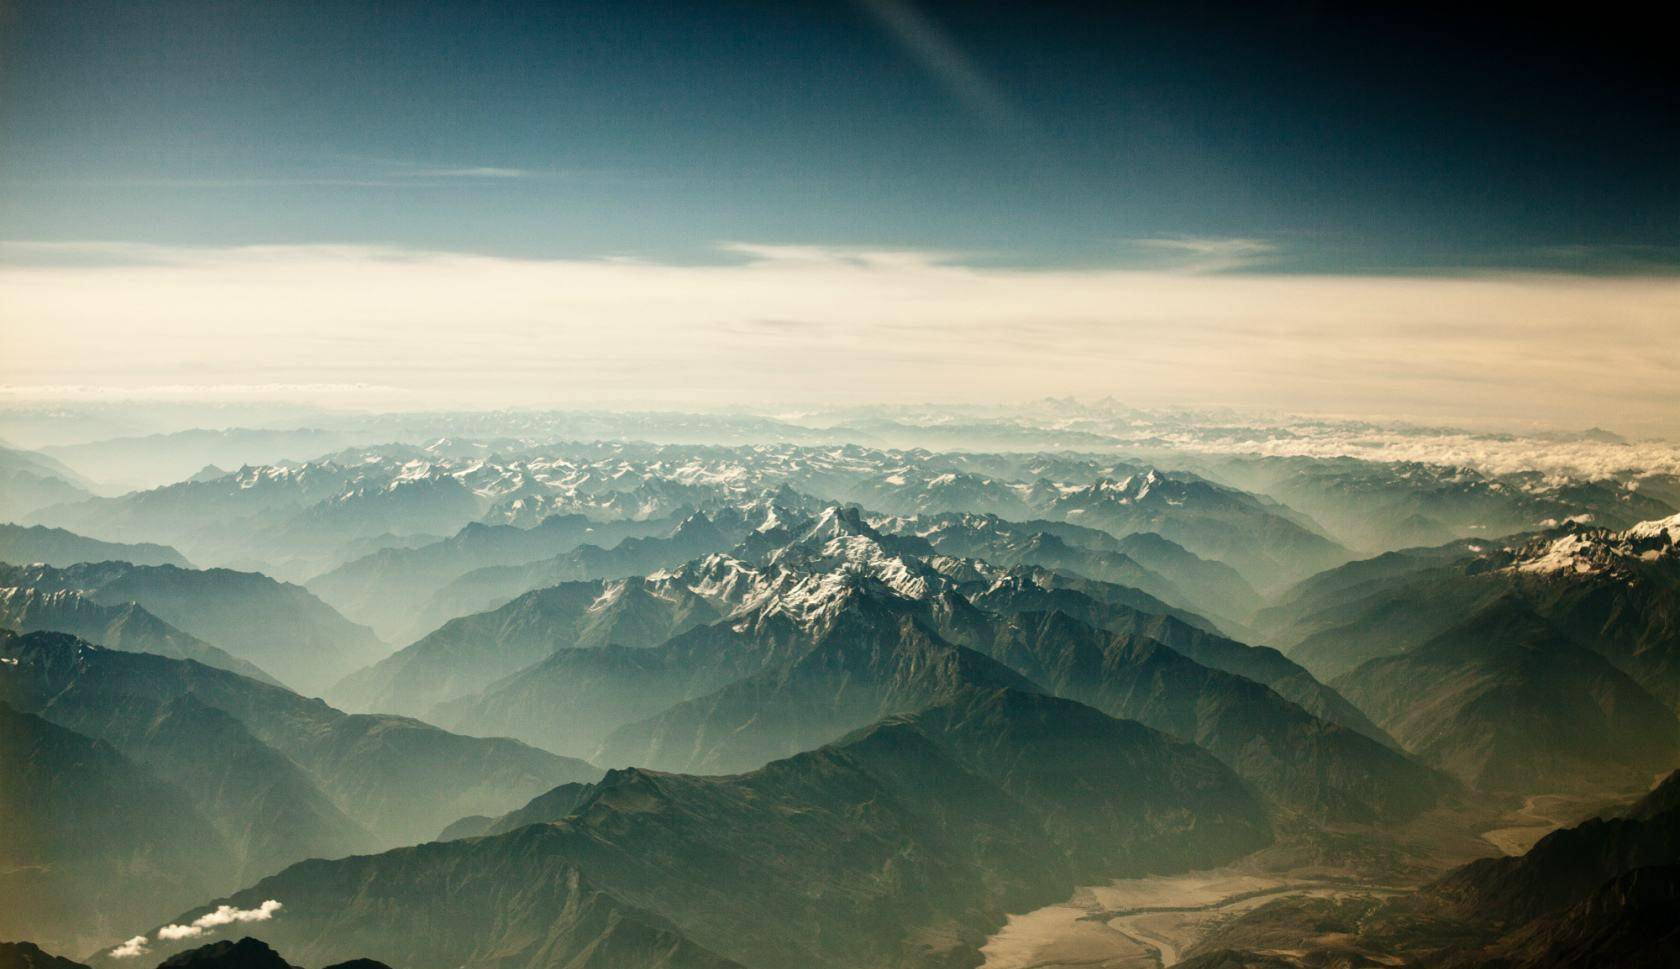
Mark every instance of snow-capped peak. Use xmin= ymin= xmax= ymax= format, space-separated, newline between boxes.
xmin=1509 ymin=513 xmax=1680 ymax=576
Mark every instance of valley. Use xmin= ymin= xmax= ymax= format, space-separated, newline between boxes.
xmin=981 ymin=866 xmax=1409 ymax=969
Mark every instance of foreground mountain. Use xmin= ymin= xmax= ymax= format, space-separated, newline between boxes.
xmin=1 ymin=703 xmax=228 ymax=955
xmin=0 ymin=523 xmax=190 ymax=568
xmin=105 ymin=690 xmax=1268 ymax=969
xmin=0 ymin=586 xmax=276 ymax=683
xmin=0 ymin=942 xmax=92 ymax=969
xmin=0 ymin=630 xmax=598 ymax=847
xmin=0 ymin=562 xmax=386 ymax=694
xmin=0 ymin=937 xmax=399 ymax=969
xmin=1334 ymin=599 xmax=1680 ymax=793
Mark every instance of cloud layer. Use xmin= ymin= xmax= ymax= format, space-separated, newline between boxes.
xmin=2 ymin=241 xmax=1676 ymax=433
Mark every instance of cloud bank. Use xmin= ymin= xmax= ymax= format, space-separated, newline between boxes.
xmin=2 ymin=241 xmax=1676 ymax=434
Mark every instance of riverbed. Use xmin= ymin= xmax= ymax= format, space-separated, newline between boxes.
xmin=978 ymin=868 xmax=1406 ymax=968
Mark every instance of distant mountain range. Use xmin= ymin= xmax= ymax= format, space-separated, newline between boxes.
xmin=0 ymin=561 xmax=386 ymax=694
xmin=304 ymin=510 xmax=702 ymax=639
xmin=37 ymin=428 xmax=366 ymax=493
xmin=0 ymin=586 xmax=275 ymax=683
xmin=1195 ymin=454 xmax=1680 ymax=557
xmin=23 ymin=444 xmax=1366 ymax=596
xmin=0 ymin=523 xmax=190 ymax=568
xmin=0 ymin=445 xmax=96 ymax=520
xmin=878 ymin=511 xmax=1261 ymax=633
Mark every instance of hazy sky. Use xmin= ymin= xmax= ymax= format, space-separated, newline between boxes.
xmin=1 ymin=2 xmax=1676 ymax=430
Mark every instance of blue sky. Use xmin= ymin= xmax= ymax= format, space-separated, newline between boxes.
xmin=2 ymin=2 xmax=1677 ymax=429
xmin=3 ymin=1 xmax=1675 ymax=271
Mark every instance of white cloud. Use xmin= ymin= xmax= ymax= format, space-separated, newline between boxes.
xmin=156 ymin=900 xmax=283 ymax=941
xmin=401 ymin=166 xmax=532 ymax=179
xmin=2 ymin=241 xmax=1677 ymax=434
xmin=1127 ymin=237 xmax=1279 ymax=272
xmin=110 ymin=936 xmax=150 ymax=959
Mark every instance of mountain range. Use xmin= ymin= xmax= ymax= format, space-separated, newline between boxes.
xmin=8 ymin=423 xmax=1679 ymax=967
xmin=0 ymin=586 xmax=275 ymax=683
xmin=0 ymin=524 xmax=190 ymax=568
xmin=0 ymin=562 xmax=387 ymax=694
xmin=98 ymin=690 xmax=1269 ymax=969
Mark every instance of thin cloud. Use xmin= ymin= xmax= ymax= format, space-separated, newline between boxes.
xmin=1128 ymin=237 xmax=1280 ymax=273
xmin=854 ymin=0 xmax=1025 ymax=133
xmin=397 ymin=166 xmax=535 ymax=179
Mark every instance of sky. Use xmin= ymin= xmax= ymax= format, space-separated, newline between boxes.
xmin=1 ymin=1 xmax=1677 ymax=430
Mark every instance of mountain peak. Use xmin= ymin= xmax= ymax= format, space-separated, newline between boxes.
xmin=1509 ymin=513 xmax=1680 ymax=577
xmin=798 ymin=504 xmax=879 ymax=543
